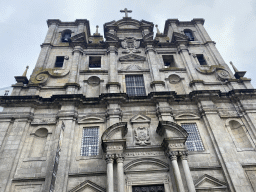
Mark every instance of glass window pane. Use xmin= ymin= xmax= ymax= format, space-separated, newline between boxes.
xmin=81 ymin=127 xmax=99 ymax=156
xmin=125 ymin=75 xmax=146 ymax=96
xmin=181 ymin=123 xmax=204 ymax=151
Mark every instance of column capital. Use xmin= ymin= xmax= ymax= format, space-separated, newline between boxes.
xmin=169 ymin=151 xmax=179 ymax=161
xmin=72 ymin=46 xmax=83 ymax=55
xmin=107 ymin=46 xmax=118 ymax=54
xmin=105 ymin=154 xmax=115 ymax=163
xmin=145 ymin=45 xmax=156 ymax=53
xmin=179 ymin=151 xmax=188 ymax=160
xmin=116 ymin=154 xmax=125 ymax=163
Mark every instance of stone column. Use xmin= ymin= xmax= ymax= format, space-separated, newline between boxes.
xmin=166 ymin=19 xmax=179 ymax=40
xmin=145 ymin=45 xmax=165 ymax=91
xmin=107 ymin=46 xmax=119 ymax=93
xmin=66 ymin=46 xmax=83 ymax=94
xmin=180 ymin=152 xmax=196 ymax=192
xmin=178 ymin=43 xmax=199 ymax=89
xmin=116 ymin=154 xmax=125 ymax=192
xmin=106 ymin=155 xmax=114 ymax=192
xmin=170 ymin=152 xmax=185 ymax=192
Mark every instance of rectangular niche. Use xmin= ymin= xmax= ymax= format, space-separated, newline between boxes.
xmin=162 ymin=55 xmax=175 ymax=68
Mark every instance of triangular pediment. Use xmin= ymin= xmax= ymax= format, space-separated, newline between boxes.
xmin=78 ymin=116 xmax=105 ymax=124
xmin=119 ymin=54 xmax=146 ymax=62
xmin=126 ymin=65 xmax=142 ymax=71
xmin=195 ymin=174 xmax=227 ymax=190
xmin=130 ymin=114 xmax=151 ymax=124
xmin=69 ymin=180 xmax=106 ymax=192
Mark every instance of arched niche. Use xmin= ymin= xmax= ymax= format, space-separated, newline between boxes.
xmin=101 ymin=122 xmax=127 ymax=141
xmin=30 ymin=128 xmax=49 ymax=158
xmin=228 ymin=120 xmax=252 ymax=149
xmin=156 ymin=121 xmax=188 ymax=139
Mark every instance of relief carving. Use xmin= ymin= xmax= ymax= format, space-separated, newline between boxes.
xmin=121 ymin=37 xmax=140 ymax=53
xmin=134 ymin=127 xmax=151 ymax=146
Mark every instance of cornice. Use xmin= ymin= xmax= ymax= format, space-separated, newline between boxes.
xmin=1 ymin=89 xmax=256 ymax=107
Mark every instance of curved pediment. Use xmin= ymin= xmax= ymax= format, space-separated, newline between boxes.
xmin=156 ymin=121 xmax=188 ymax=138
xmin=69 ymin=180 xmax=105 ymax=192
xmin=101 ymin=122 xmax=127 ymax=141
xmin=175 ymin=113 xmax=200 ymax=120
xmin=78 ymin=116 xmax=105 ymax=124
xmin=124 ymin=158 xmax=169 ymax=173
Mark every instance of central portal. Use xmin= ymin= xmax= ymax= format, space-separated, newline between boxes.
xmin=132 ymin=185 xmax=165 ymax=192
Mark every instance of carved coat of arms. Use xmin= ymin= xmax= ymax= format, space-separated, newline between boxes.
xmin=134 ymin=127 xmax=151 ymax=146
xmin=121 ymin=37 xmax=141 ymax=54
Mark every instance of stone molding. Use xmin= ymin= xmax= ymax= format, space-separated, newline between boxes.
xmin=130 ymin=114 xmax=151 ymax=124
xmin=194 ymin=174 xmax=227 ymax=191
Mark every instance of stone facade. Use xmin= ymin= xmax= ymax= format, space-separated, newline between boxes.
xmin=0 ymin=10 xmax=256 ymax=192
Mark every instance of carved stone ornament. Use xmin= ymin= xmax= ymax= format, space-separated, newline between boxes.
xmin=119 ymin=54 xmax=146 ymax=62
xmin=216 ymin=69 xmax=230 ymax=80
xmin=134 ymin=127 xmax=151 ymax=146
xmin=87 ymin=76 xmax=100 ymax=86
xmin=169 ymin=74 xmax=181 ymax=84
xmin=195 ymin=65 xmax=225 ymax=75
xmin=121 ymin=37 xmax=141 ymax=54
xmin=30 ymin=69 xmax=70 ymax=85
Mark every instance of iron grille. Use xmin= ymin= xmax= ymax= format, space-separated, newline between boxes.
xmin=132 ymin=185 xmax=165 ymax=192
xmin=125 ymin=75 xmax=146 ymax=96
xmin=181 ymin=123 xmax=204 ymax=151
xmin=81 ymin=127 xmax=99 ymax=156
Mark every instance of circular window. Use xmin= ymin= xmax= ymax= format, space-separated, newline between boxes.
xmin=35 ymin=128 xmax=48 ymax=138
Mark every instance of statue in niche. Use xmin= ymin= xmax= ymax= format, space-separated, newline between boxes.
xmin=134 ymin=127 xmax=151 ymax=146
xmin=121 ymin=37 xmax=141 ymax=54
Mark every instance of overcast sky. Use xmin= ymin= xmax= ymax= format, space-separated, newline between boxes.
xmin=0 ymin=0 xmax=256 ymax=88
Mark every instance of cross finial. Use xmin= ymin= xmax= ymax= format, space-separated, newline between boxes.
xmin=120 ymin=8 xmax=132 ymax=17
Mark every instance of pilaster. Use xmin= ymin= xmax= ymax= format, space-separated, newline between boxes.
xmin=107 ymin=46 xmax=119 ymax=93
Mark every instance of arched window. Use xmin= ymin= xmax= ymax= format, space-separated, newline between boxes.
xmin=184 ymin=29 xmax=194 ymax=41
xmin=61 ymin=30 xmax=71 ymax=42
xmin=229 ymin=120 xmax=252 ymax=148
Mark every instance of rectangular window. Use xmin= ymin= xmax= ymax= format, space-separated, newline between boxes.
xmin=55 ymin=56 xmax=64 ymax=68
xmin=181 ymin=123 xmax=204 ymax=151
xmin=132 ymin=185 xmax=165 ymax=192
xmin=162 ymin=55 xmax=175 ymax=67
xmin=125 ymin=75 xmax=146 ymax=96
xmin=89 ymin=56 xmax=101 ymax=68
xmin=81 ymin=127 xmax=99 ymax=156
xmin=196 ymin=54 xmax=207 ymax=65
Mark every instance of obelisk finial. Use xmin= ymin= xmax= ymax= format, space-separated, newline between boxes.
xmin=22 ymin=66 xmax=29 ymax=77
xmin=155 ymin=25 xmax=161 ymax=34
xmin=229 ymin=61 xmax=238 ymax=73
xmin=96 ymin=25 xmax=99 ymax=35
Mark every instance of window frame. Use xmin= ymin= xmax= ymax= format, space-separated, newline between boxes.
xmin=89 ymin=56 xmax=102 ymax=69
xmin=125 ymin=75 xmax=146 ymax=96
xmin=181 ymin=123 xmax=205 ymax=152
xmin=162 ymin=55 xmax=175 ymax=68
xmin=184 ymin=29 xmax=194 ymax=41
xmin=80 ymin=127 xmax=100 ymax=157
xmin=196 ymin=54 xmax=207 ymax=66
xmin=55 ymin=56 xmax=65 ymax=68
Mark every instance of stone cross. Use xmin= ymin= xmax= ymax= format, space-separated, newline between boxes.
xmin=120 ymin=8 xmax=132 ymax=17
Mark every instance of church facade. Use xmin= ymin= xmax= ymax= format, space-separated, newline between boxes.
xmin=0 ymin=9 xmax=256 ymax=192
